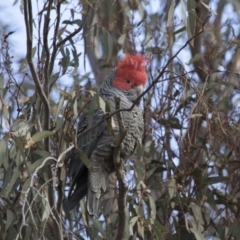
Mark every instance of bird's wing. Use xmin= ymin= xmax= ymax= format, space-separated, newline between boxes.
xmin=66 ymin=109 xmax=107 ymax=212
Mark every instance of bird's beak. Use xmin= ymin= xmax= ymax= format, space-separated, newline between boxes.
xmin=134 ymin=85 xmax=144 ymax=96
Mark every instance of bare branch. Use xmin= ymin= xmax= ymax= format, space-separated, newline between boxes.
xmin=23 ymin=0 xmax=50 ymax=116
xmin=43 ymin=0 xmax=52 ymax=91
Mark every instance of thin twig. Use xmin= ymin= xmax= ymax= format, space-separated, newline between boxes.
xmin=43 ymin=0 xmax=52 ymax=91
xmin=130 ymin=15 xmax=211 ymax=110
xmin=48 ymin=4 xmax=90 ymax=84
xmin=56 ymin=6 xmax=90 ymax=49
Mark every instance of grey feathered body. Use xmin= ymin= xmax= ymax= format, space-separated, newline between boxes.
xmin=66 ymin=69 xmax=144 ymax=217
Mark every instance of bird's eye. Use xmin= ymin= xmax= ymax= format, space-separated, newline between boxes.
xmin=126 ymin=80 xmax=131 ymax=84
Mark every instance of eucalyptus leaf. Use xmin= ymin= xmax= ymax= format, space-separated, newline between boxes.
xmin=168 ymin=178 xmax=176 ymax=200
xmin=3 ymin=168 xmax=20 ymax=197
xmin=129 ymin=216 xmax=138 ymax=236
xmin=6 ymin=209 xmax=13 ymax=231
xmin=25 ymin=131 xmax=54 ymax=148
xmin=0 ymin=140 xmax=7 ymax=166
xmin=167 ymin=0 xmax=174 ymax=27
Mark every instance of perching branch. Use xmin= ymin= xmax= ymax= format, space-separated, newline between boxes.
xmin=113 ymin=96 xmax=128 ymax=240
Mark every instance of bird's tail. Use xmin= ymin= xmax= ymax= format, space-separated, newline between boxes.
xmin=64 ymin=154 xmax=88 ymax=212
xmin=86 ymin=168 xmax=107 ymax=218
xmin=87 ymin=188 xmax=101 ymax=218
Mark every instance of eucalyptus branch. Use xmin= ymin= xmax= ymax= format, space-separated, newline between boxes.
xmin=40 ymin=4 xmax=61 ymax=238
xmin=24 ymin=1 xmax=62 ymax=238
xmin=42 ymin=0 xmax=52 ymax=150
xmin=113 ymin=97 xmax=128 ymax=240
xmin=56 ymin=6 xmax=90 ymax=49
xmin=190 ymin=1 xmax=208 ymax=82
xmin=48 ymin=0 xmax=62 ymax=78
xmin=23 ymin=0 xmax=50 ymax=116
xmin=43 ymin=0 xmax=52 ymax=92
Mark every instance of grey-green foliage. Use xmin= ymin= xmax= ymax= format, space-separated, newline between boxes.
xmin=0 ymin=0 xmax=240 ymax=239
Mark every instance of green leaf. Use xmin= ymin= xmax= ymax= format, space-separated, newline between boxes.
xmin=187 ymin=53 xmax=203 ymax=65
xmin=149 ymin=46 xmax=164 ymax=55
xmin=231 ymin=0 xmax=240 ymax=16
xmin=57 ymin=88 xmax=72 ymax=99
xmin=71 ymin=48 xmax=79 ymax=72
xmin=25 ymin=131 xmax=54 ymax=148
xmin=92 ymin=218 xmax=106 ymax=237
xmin=203 ymin=176 xmax=228 ymax=185
xmin=74 ymin=19 xmax=83 ymax=26
xmin=167 ymin=0 xmax=174 ymax=27
xmin=6 ymin=226 xmax=18 ymax=240
xmin=118 ymin=34 xmax=126 ymax=45
xmin=93 ymin=23 xmax=98 ymax=37
xmin=190 ymin=202 xmax=204 ymax=225
xmin=0 ymin=140 xmax=8 ymax=166
xmin=129 ymin=216 xmax=138 ymax=236
xmin=136 ymin=180 xmax=146 ymax=199
xmin=2 ymin=166 xmax=13 ymax=189
xmin=6 ymin=209 xmax=13 ymax=231
xmin=146 ymin=166 xmax=158 ymax=180
xmin=187 ymin=0 xmax=196 ymax=39
xmin=11 ymin=125 xmax=29 ymax=137
xmin=22 ymin=226 xmax=32 ymax=240
xmin=101 ymin=28 xmax=113 ymax=60
xmin=18 ymin=57 xmax=28 ymax=72
xmin=157 ymin=117 xmax=181 ymax=129
xmin=76 ymin=149 xmax=90 ymax=168
xmin=168 ymin=178 xmax=176 ymax=199
xmin=173 ymin=26 xmax=186 ymax=35
xmin=154 ymin=220 xmax=169 ymax=233
xmin=61 ymin=48 xmax=70 ymax=70
xmin=188 ymin=113 xmax=203 ymax=119
xmin=3 ymin=102 xmax=10 ymax=129
xmin=62 ymin=19 xmax=82 ymax=26
xmin=32 ymin=149 xmax=50 ymax=158
xmin=99 ymin=96 xmax=106 ymax=112
xmin=71 ymin=91 xmax=78 ymax=117
xmin=32 ymin=46 xmax=36 ymax=58
xmin=188 ymin=218 xmax=205 ymax=240
xmin=200 ymin=1 xmax=217 ymax=15
xmin=137 ymin=219 xmax=144 ymax=239
xmin=52 ymin=70 xmax=60 ymax=83
xmin=3 ymin=168 xmax=20 ymax=197
xmin=22 ymin=178 xmax=31 ymax=192
xmin=28 ymin=155 xmax=50 ymax=175
xmin=54 ymin=95 xmax=65 ymax=122
xmin=41 ymin=193 xmax=51 ymax=221
xmin=148 ymin=194 xmax=156 ymax=221
xmin=152 ymin=223 xmax=164 ymax=240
